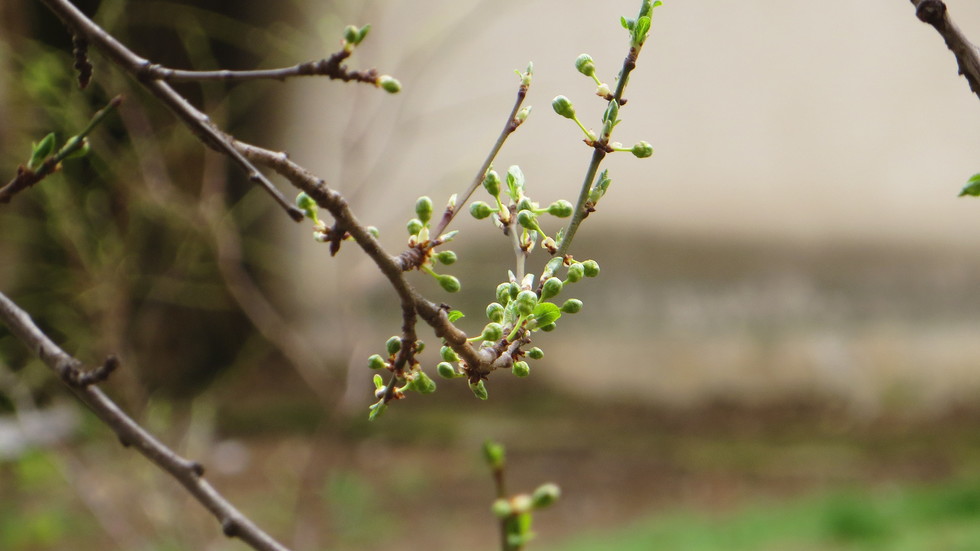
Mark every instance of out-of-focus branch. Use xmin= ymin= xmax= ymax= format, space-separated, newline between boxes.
xmin=144 ymin=50 xmax=378 ymax=85
xmin=910 ymin=0 xmax=980 ymax=101
xmin=38 ymin=0 xmax=304 ymax=220
xmin=0 ymin=290 xmax=293 ymax=551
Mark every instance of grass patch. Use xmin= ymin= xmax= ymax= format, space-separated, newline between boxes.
xmin=544 ymin=478 xmax=980 ymax=551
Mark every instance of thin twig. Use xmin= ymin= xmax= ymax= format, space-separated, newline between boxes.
xmin=0 ymin=290 xmax=293 ymax=551
xmin=433 ymin=79 xmax=529 ymax=237
xmin=910 ymin=0 xmax=980 ymax=101
xmin=144 ymin=50 xmax=378 ymax=85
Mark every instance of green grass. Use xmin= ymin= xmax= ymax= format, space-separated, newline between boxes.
xmin=543 ymin=479 xmax=980 ymax=551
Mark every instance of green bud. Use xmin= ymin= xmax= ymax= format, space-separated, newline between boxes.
xmin=368 ymin=400 xmax=387 ymax=421
xmin=516 ymin=210 xmax=538 ymax=231
xmin=385 ymin=336 xmax=402 ymax=356
xmin=539 ymin=322 xmax=557 ymax=332
xmin=486 ymin=302 xmax=505 ymax=323
xmin=357 ymin=24 xmax=371 ymax=43
xmin=514 ymin=106 xmax=531 ymax=125
xmin=566 ymin=262 xmax=585 ymax=283
xmin=415 ymin=196 xmax=433 ymax=224
xmin=469 ymin=201 xmax=494 ymax=219
xmin=435 ymin=250 xmax=457 ymax=265
xmin=367 ymin=226 xmax=381 ymax=238
xmin=436 ymin=361 xmax=457 ymax=379
xmin=65 ymin=137 xmax=90 ymax=159
xmin=541 ymin=277 xmax=563 ymax=300
xmin=582 ymin=259 xmax=600 ymax=278
xmin=378 ymin=75 xmax=401 ymax=93
xmin=496 ymin=283 xmax=512 ymax=306
xmin=343 ymin=25 xmax=360 ymax=45
xmin=483 ymin=440 xmax=505 ymax=469
xmin=531 ymin=483 xmax=561 ymax=509
xmin=575 ymin=53 xmax=596 ymax=77
xmin=547 ymin=200 xmax=573 ymax=218
xmin=415 ymin=340 xmax=425 ymax=353
xmin=411 ymin=371 xmax=436 ymax=394
xmin=295 ymin=192 xmax=318 ymax=220
xmin=481 ymin=322 xmax=504 ymax=342
xmin=437 ymin=274 xmax=461 ymax=293
xmin=516 ymin=197 xmax=535 ymax=213
xmin=483 ymin=170 xmax=501 ymax=197
xmin=470 ymin=379 xmax=489 ymax=400
xmin=527 ymin=347 xmax=544 ymax=360
xmin=491 ymin=498 xmax=513 ymax=518
xmin=603 ymin=99 xmax=620 ymax=125
xmin=512 ymin=361 xmax=530 ymax=377
xmin=561 ymin=299 xmax=583 ymax=314
xmin=631 ymin=141 xmax=654 ymax=158
xmin=407 ymin=218 xmax=424 ymax=235
xmin=440 ymin=346 xmax=459 ymax=363
xmin=515 ymin=290 xmax=537 ymax=317
xmin=551 ymin=95 xmax=576 ymax=119
xmin=368 ymin=354 xmax=387 ymax=370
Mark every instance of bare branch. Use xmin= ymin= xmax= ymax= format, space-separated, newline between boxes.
xmin=0 ymin=290 xmax=294 ymax=551
xmin=910 ymin=0 xmax=980 ymax=101
xmin=145 ymin=50 xmax=379 ymax=85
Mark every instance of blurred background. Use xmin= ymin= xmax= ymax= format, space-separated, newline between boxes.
xmin=2 ymin=0 xmax=980 ymax=550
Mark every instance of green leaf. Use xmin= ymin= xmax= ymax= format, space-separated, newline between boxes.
xmin=368 ymin=400 xmax=387 ymax=421
xmin=448 ymin=309 xmax=465 ymax=322
xmin=620 ymin=16 xmax=633 ymax=30
xmin=958 ymin=173 xmax=980 ymax=197
xmin=633 ymin=16 xmax=651 ymax=46
xmin=506 ymin=165 xmax=525 ymax=201
xmin=28 ymin=132 xmax=56 ymax=170
xmin=527 ymin=302 xmax=561 ymax=330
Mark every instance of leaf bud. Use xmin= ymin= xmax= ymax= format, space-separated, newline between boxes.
xmin=368 ymin=400 xmax=386 ymax=421
xmin=531 ymin=483 xmax=561 ymax=509
xmin=566 ymin=262 xmax=585 ymax=283
xmin=412 ymin=371 xmax=436 ymax=394
xmin=435 ymin=250 xmax=457 ymax=265
xmin=436 ymin=361 xmax=457 ymax=379
xmin=373 ymin=373 xmax=385 ymax=390
xmin=368 ymin=354 xmax=387 ymax=370
xmin=440 ymin=346 xmax=459 ymax=363
xmin=295 ymin=192 xmax=318 ymax=220
xmin=415 ymin=196 xmax=433 ymax=224
xmin=515 ymin=290 xmax=538 ymax=317
xmin=367 ymin=226 xmax=380 ymax=238
xmin=481 ymin=322 xmax=504 ymax=342
xmin=631 ymin=140 xmax=654 ymax=158
xmin=540 ymin=277 xmax=563 ymax=300
xmin=483 ymin=440 xmax=506 ymax=468
xmin=560 ymin=299 xmax=583 ymax=314
xmin=575 ymin=53 xmax=596 ymax=77
xmin=65 ymin=137 xmax=90 ymax=159
xmin=483 ymin=170 xmax=502 ymax=197
xmin=437 ymin=274 xmax=461 ymax=293
xmin=514 ymin=106 xmax=532 ymax=125
xmin=385 ymin=336 xmax=402 ymax=356
xmin=378 ymin=75 xmax=401 ymax=93
xmin=551 ymin=95 xmax=576 ymax=119
xmin=582 ymin=259 xmax=600 ymax=277
xmin=469 ymin=201 xmax=494 ymax=219
xmin=547 ymin=200 xmax=573 ymax=218
xmin=470 ymin=379 xmax=489 ymax=400
xmin=486 ymin=302 xmax=505 ymax=323
xmin=406 ymin=218 xmax=423 ymax=235
xmin=343 ymin=25 xmax=360 ymax=45
xmin=516 ymin=210 xmax=538 ymax=231
xmin=491 ymin=499 xmax=512 ymax=519
xmin=527 ymin=347 xmax=544 ymax=360
xmin=512 ymin=361 xmax=530 ymax=378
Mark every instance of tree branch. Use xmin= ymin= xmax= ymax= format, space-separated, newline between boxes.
xmin=0 ymin=290 xmax=293 ymax=551
xmin=910 ymin=0 xmax=980 ymax=101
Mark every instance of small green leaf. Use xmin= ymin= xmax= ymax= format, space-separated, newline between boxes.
xmin=958 ymin=173 xmax=980 ymax=197
xmin=528 ymin=302 xmax=562 ymax=330
xmin=470 ymin=379 xmax=489 ymax=400
xmin=506 ymin=165 xmax=525 ymax=200
xmin=368 ymin=400 xmax=387 ymax=421
xmin=633 ymin=16 xmax=652 ymax=46
xmin=447 ymin=309 xmax=465 ymax=322
xmin=28 ymin=132 xmax=56 ymax=170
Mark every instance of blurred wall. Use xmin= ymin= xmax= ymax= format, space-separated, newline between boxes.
xmin=273 ymin=1 xmax=980 ymax=412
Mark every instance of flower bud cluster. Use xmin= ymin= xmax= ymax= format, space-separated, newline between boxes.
xmin=406 ymin=195 xmax=461 ymax=293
